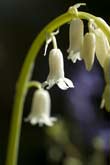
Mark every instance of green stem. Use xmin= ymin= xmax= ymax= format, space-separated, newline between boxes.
xmin=27 ymin=81 xmax=42 ymax=89
xmin=5 ymin=12 xmax=74 ymax=165
xmin=51 ymin=34 xmax=58 ymax=49
xmin=78 ymin=12 xmax=110 ymax=41
xmin=5 ymin=8 xmax=110 ymax=165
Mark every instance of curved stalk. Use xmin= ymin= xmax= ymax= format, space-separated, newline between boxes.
xmin=5 ymin=8 xmax=110 ymax=165
xmin=5 ymin=12 xmax=74 ymax=165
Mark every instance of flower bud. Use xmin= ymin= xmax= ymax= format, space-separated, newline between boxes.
xmin=25 ymin=88 xmax=56 ymax=126
xmin=67 ymin=19 xmax=84 ymax=63
xmin=81 ymin=32 xmax=96 ymax=71
xmin=94 ymin=28 xmax=110 ymax=67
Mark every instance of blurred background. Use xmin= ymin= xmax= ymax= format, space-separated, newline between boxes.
xmin=0 ymin=0 xmax=110 ymax=164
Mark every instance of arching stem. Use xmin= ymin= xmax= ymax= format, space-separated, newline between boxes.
xmin=5 ymin=6 xmax=110 ymax=165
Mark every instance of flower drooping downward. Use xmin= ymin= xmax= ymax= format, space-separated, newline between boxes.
xmin=81 ymin=32 xmax=96 ymax=71
xmin=43 ymin=48 xmax=74 ymax=90
xmin=100 ymin=56 xmax=110 ymax=112
xmin=88 ymin=19 xmax=110 ymax=67
xmin=67 ymin=19 xmax=84 ymax=63
xmin=25 ymin=88 xmax=57 ymax=126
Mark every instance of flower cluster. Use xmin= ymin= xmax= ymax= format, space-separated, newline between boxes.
xmin=26 ymin=10 xmax=110 ymax=127
xmin=68 ymin=19 xmax=110 ymax=70
xmin=67 ymin=18 xmax=110 ymax=111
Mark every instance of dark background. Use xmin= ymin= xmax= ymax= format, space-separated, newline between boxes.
xmin=0 ymin=0 xmax=110 ymax=164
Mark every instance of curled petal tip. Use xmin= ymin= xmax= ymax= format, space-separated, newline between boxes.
xmin=57 ymin=80 xmax=70 ymax=90
xmin=69 ymin=3 xmax=86 ymax=11
xmin=68 ymin=51 xmax=82 ymax=63
xmin=73 ymin=3 xmax=86 ymax=9
xmin=64 ymin=78 xmax=74 ymax=88
xmin=57 ymin=78 xmax=74 ymax=90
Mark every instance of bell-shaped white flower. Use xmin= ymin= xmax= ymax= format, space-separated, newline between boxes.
xmin=95 ymin=28 xmax=110 ymax=67
xmin=88 ymin=19 xmax=110 ymax=67
xmin=81 ymin=32 xmax=96 ymax=71
xmin=100 ymin=84 xmax=110 ymax=112
xmin=43 ymin=48 xmax=74 ymax=90
xmin=67 ymin=19 xmax=84 ymax=63
xmin=25 ymin=88 xmax=57 ymax=126
xmin=103 ymin=55 xmax=110 ymax=84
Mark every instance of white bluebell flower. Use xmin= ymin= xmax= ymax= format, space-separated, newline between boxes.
xmin=88 ymin=19 xmax=110 ymax=67
xmin=95 ymin=28 xmax=110 ymax=67
xmin=81 ymin=32 xmax=96 ymax=71
xmin=43 ymin=48 xmax=74 ymax=90
xmin=25 ymin=88 xmax=57 ymax=126
xmin=67 ymin=19 xmax=84 ymax=63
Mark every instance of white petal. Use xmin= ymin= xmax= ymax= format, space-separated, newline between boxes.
xmin=43 ymin=117 xmax=57 ymax=127
xmin=68 ymin=51 xmax=82 ymax=63
xmin=46 ymin=80 xmax=55 ymax=89
xmin=57 ymin=78 xmax=74 ymax=90
xmin=37 ymin=115 xmax=57 ymax=127
xmin=64 ymin=78 xmax=74 ymax=88
xmin=42 ymin=80 xmax=55 ymax=89
xmin=30 ymin=118 xmax=38 ymax=125
xmin=24 ymin=117 xmax=38 ymax=125
xmin=57 ymin=79 xmax=69 ymax=90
